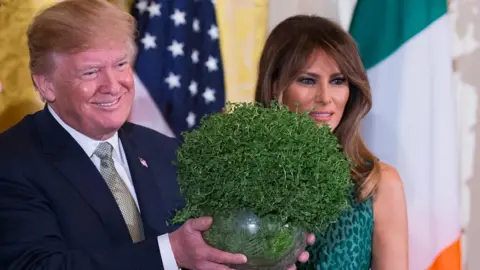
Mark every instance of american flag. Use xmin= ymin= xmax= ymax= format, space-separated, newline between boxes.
xmin=132 ymin=0 xmax=225 ymax=139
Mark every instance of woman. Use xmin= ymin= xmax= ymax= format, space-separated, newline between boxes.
xmin=255 ymin=15 xmax=408 ymax=269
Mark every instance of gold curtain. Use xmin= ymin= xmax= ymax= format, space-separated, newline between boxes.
xmin=215 ymin=0 xmax=269 ymax=102
xmin=0 ymin=0 xmax=57 ymax=132
xmin=108 ymin=0 xmax=134 ymax=12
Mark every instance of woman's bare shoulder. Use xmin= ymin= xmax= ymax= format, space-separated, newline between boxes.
xmin=376 ymin=162 xmax=404 ymax=196
xmin=372 ymin=161 xmax=406 ymax=222
xmin=371 ymin=162 xmax=409 ymax=269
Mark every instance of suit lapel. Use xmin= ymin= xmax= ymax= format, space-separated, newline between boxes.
xmin=119 ymin=126 xmax=169 ymax=238
xmin=35 ymin=108 xmax=132 ymax=245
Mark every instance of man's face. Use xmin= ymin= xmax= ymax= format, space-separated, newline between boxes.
xmin=39 ymin=44 xmax=135 ymax=140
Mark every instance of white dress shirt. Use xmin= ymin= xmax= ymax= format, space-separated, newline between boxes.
xmin=48 ymin=106 xmax=179 ymax=270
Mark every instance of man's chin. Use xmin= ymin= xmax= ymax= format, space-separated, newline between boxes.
xmin=102 ymin=118 xmax=129 ymax=131
xmin=86 ymin=117 xmax=128 ymax=139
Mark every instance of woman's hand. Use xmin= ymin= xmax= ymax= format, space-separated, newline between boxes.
xmin=287 ymin=233 xmax=315 ymax=270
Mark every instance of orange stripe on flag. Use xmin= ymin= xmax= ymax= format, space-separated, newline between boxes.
xmin=427 ymin=237 xmax=461 ymax=270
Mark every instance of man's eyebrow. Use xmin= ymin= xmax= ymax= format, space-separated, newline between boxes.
xmin=77 ymin=63 xmax=102 ymax=71
xmin=115 ymin=55 xmax=129 ymax=62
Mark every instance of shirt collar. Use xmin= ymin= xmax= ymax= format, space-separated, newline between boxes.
xmin=48 ymin=105 xmax=121 ymax=159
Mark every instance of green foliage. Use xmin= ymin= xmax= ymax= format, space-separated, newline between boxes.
xmin=172 ymin=102 xmax=353 ymax=234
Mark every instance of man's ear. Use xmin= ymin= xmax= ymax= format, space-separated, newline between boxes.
xmin=32 ymin=74 xmax=56 ymax=103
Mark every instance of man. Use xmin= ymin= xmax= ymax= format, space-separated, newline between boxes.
xmin=0 ymin=1 xmax=312 ymax=269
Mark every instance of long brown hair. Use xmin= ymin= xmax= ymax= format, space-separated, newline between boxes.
xmin=255 ymin=15 xmax=380 ymax=201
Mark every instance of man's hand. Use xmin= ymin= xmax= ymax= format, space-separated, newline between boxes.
xmin=287 ymin=233 xmax=315 ymax=270
xmin=169 ymin=217 xmax=247 ymax=270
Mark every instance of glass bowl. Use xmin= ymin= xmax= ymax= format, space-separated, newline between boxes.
xmin=203 ymin=210 xmax=306 ymax=270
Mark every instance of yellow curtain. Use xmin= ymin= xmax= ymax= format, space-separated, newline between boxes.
xmin=215 ymin=0 xmax=269 ymax=102
xmin=0 ymin=0 xmax=61 ymax=132
xmin=108 ymin=0 xmax=134 ymax=12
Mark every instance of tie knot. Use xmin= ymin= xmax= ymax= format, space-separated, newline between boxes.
xmin=94 ymin=142 xmax=113 ymax=160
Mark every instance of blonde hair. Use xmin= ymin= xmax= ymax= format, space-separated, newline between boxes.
xmin=27 ymin=0 xmax=136 ymax=75
xmin=255 ymin=15 xmax=380 ymax=202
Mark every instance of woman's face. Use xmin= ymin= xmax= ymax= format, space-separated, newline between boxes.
xmin=282 ymin=49 xmax=350 ymax=131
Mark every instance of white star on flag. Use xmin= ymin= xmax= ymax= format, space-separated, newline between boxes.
xmin=147 ymin=2 xmax=161 ymax=18
xmin=203 ymin=87 xmax=216 ymax=103
xmin=191 ymin=50 xmax=199 ymax=63
xmin=186 ymin=112 xmax=196 ymax=128
xmin=193 ymin=18 xmax=200 ymax=32
xmin=132 ymin=0 xmax=225 ymax=137
xmin=189 ymin=81 xmax=198 ymax=96
xmin=141 ymin=33 xmax=157 ymax=50
xmin=170 ymin=9 xmax=187 ymax=26
xmin=205 ymin=56 xmax=218 ymax=72
xmin=165 ymin=72 xmax=181 ymax=89
xmin=207 ymin=24 xmax=219 ymax=40
xmin=136 ymin=0 xmax=148 ymax=14
xmin=168 ymin=40 xmax=184 ymax=58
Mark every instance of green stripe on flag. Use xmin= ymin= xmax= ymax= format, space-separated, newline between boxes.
xmin=349 ymin=0 xmax=447 ymax=69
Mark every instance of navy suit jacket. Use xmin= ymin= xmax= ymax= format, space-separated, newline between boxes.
xmin=0 ymin=108 xmax=185 ymax=269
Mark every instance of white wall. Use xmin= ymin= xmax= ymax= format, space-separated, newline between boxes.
xmin=267 ymin=0 xmax=340 ymax=31
xmin=450 ymin=0 xmax=480 ymax=268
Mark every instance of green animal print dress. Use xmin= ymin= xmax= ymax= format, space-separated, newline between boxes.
xmin=298 ymin=192 xmax=374 ymax=270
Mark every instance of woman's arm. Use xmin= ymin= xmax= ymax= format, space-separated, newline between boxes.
xmin=371 ymin=162 xmax=409 ymax=270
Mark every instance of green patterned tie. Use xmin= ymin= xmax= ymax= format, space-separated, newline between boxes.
xmin=94 ymin=142 xmax=145 ymax=243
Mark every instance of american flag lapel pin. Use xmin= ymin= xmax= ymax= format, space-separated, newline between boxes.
xmin=139 ymin=157 xmax=148 ymax=168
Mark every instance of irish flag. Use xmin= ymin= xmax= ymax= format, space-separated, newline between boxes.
xmin=349 ymin=1 xmax=461 ymax=269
